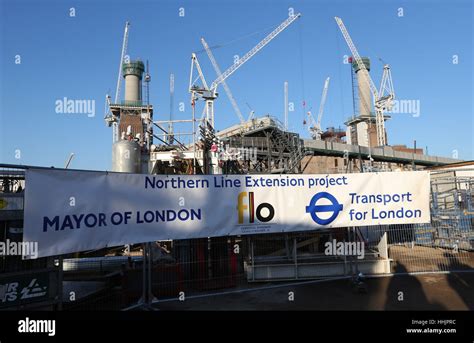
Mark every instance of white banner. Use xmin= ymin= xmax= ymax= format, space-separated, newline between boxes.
xmin=23 ymin=169 xmax=430 ymax=257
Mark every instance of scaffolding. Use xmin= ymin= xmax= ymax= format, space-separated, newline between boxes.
xmin=218 ymin=116 xmax=305 ymax=174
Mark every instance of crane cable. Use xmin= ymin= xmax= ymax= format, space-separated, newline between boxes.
xmin=194 ymin=24 xmax=280 ymax=54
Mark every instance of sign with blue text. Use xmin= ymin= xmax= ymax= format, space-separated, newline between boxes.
xmin=24 ymin=169 xmax=430 ymax=257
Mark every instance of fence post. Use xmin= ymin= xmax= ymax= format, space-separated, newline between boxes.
xmin=57 ymin=256 xmax=63 ymax=311
xmin=346 ymin=227 xmax=353 ymax=276
xmin=137 ymin=242 xmax=156 ymax=309
xmin=353 ymin=227 xmax=359 ymax=275
xmin=293 ymin=238 xmax=298 ymax=280
xmin=251 ymin=238 xmax=255 ymax=282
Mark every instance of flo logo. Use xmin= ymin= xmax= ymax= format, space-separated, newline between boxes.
xmin=237 ymin=192 xmax=275 ymax=224
xmin=306 ymin=192 xmax=343 ymax=225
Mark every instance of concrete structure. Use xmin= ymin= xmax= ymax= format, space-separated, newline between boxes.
xmin=303 ymin=139 xmax=461 ymax=172
xmin=108 ymin=59 xmax=153 ymax=174
xmin=355 ymin=57 xmax=372 ymax=117
xmin=123 ymin=60 xmax=144 ymax=103
xmin=345 ymin=57 xmax=389 ymax=147
xmin=321 ymin=127 xmax=346 ymax=143
xmin=214 ymin=116 xmax=461 ymax=175
xmin=392 ymin=144 xmax=424 ymax=155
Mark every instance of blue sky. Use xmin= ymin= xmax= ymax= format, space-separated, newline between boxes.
xmin=0 ymin=0 xmax=472 ymax=170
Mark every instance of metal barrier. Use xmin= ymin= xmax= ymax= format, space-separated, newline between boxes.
xmin=0 ymin=164 xmax=473 ymax=310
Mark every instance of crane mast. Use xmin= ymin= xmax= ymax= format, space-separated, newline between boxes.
xmin=113 ymin=21 xmax=130 ymax=143
xmin=316 ymin=77 xmax=330 ymax=133
xmin=308 ymin=77 xmax=330 ymax=140
xmin=189 ymin=53 xmax=209 ymax=92
xmin=306 ymin=110 xmax=317 ymax=138
xmin=378 ymin=64 xmax=395 ymax=109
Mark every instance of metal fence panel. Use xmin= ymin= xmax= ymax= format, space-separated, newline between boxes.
xmin=1 ymin=164 xmax=473 ymax=310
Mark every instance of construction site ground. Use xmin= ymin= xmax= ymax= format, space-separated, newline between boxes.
xmin=155 ymin=272 xmax=474 ymax=310
xmin=389 ymin=245 xmax=474 ymax=272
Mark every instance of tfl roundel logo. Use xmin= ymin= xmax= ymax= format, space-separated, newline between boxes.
xmin=305 ymin=192 xmax=343 ymax=225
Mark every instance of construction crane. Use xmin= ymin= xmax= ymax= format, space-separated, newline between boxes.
xmin=201 ymin=38 xmax=246 ymax=124
xmin=307 ymin=77 xmax=330 ymax=140
xmin=378 ymin=64 xmax=395 ymax=114
xmin=189 ymin=13 xmax=301 ymax=128
xmin=144 ymin=60 xmax=151 ymax=105
xmin=189 ymin=53 xmax=209 ymax=102
xmin=334 ymin=17 xmax=394 ymax=146
xmin=112 ymin=21 xmax=130 ymax=143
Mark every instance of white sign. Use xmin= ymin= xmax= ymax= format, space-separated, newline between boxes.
xmin=23 ymin=169 xmax=430 ymax=257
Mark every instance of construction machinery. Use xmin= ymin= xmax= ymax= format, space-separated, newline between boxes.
xmin=189 ymin=13 xmax=301 ymax=129
xmin=246 ymin=102 xmax=255 ymax=121
xmin=334 ymin=17 xmax=395 ymax=147
xmin=307 ymin=77 xmax=330 ymax=140
xmin=201 ymin=38 xmax=245 ymax=125
xmin=106 ymin=21 xmax=130 ymax=143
